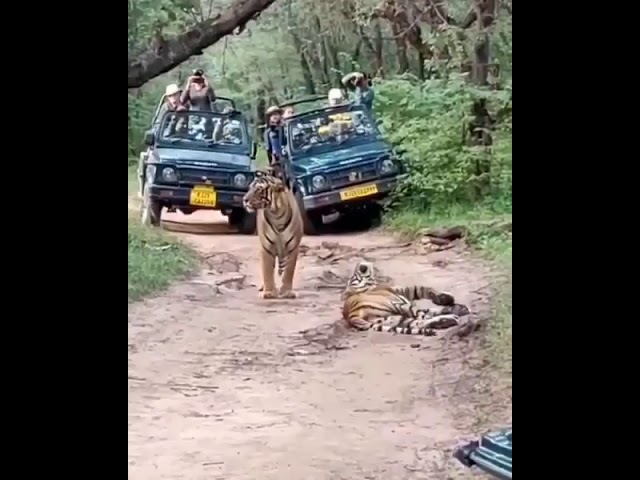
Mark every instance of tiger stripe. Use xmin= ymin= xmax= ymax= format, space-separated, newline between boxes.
xmin=342 ymin=260 xmax=467 ymax=335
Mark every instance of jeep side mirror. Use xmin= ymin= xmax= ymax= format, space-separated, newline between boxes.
xmin=250 ymin=142 xmax=257 ymax=160
xmin=143 ymin=130 xmax=155 ymax=146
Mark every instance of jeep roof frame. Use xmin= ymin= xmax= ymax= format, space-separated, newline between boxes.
xmin=151 ymin=95 xmax=238 ymax=127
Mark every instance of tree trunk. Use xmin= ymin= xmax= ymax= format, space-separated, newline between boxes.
xmin=379 ymin=0 xmax=431 ymax=79
xmin=290 ymin=31 xmax=316 ymax=94
xmin=390 ymin=22 xmax=409 ymax=74
xmin=373 ymin=21 xmax=385 ymax=77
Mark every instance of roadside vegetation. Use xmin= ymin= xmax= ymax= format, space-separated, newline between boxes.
xmin=128 ymin=168 xmax=196 ymax=301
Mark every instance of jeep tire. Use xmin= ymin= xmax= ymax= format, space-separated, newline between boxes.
xmin=229 ymin=208 xmax=256 ymax=235
xmin=342 ymin=204 xmax=382 ymax=231
xmin=294 ymin=190 xmax=323 ymax=235
xmin=141 ymin=182 xmax=162 ymax=227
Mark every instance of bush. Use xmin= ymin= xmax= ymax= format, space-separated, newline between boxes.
xmin=375 ymin=74 xmax=512 ymax=212
xmin=128 ymin=220 xmax=197 ymax=300
xmin=127 ymin=167 xmax=196 ymax=300
xmin=128 ymin=87 xmax=162 ymax=165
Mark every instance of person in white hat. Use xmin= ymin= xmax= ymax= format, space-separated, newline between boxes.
xmin=327 ymin=88 xmax=346 ymax=107
xmin=152 ymin=83 xmax=188 ymax=131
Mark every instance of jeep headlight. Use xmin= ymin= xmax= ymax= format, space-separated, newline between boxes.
xmin=380 ymin=158 xmax=396 ymax=174
xmin=161 ymin=167 xmax=178 ymax=182
xmin=234 ymin=173 xmax=248 ymax=187
xmin=312 ymin=175 xmax=327 ymax=190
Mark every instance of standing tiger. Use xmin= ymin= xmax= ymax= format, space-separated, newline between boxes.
xmin=243 ymin=170 xmax=304 ymax=299
xmin=342 ymin=260 xmax=470 ymax=335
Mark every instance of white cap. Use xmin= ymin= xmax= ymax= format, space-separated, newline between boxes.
xmin=164 ymin=84 xmax=181 ymax=97
xmin=328 ymin=88 xmax=345 ymax=105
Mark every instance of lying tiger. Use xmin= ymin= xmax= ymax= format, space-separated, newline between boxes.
xmin=243 ymin=170 xmax=304 ymax=299
xmin=342 ymin=260 xmax=470 ymax=335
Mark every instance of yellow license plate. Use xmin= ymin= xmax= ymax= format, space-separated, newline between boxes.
xmin=339 ymin=184 xmax=379 ymax=201
xmin=190 ymin=185 xmax=217 ymax=207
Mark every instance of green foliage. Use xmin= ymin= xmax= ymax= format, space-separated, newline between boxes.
xmin=128 ymin=221 xmax=197 ymax=300
xmin=128 ymin=87 xmax=162 ymax=164
xmin=375 ymin=74 xmax=512 ymax=211
xmin=127 ymin=167 xmax=196 ymax=300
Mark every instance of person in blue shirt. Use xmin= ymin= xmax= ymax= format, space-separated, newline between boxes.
xmin=342 ymin=72 xmax=374 ymax=113
xmin=263 ymin=106 xmax=286 ymax=166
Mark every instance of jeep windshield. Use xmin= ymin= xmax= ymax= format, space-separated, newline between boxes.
xmin=158 ymin=111 xmax=248 ymax=152
xmin=286 ymin=105 xmax=378 ymax=155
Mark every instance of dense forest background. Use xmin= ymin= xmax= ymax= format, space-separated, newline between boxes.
xmin=128 ymin=0 xmax=512 ymax=213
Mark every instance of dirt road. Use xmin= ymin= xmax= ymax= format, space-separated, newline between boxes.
xmin=128 ymin=210 xmax=490 ymax=480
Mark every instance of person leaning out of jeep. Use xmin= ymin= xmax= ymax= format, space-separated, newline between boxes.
xmin=181 ymin=69 xmax=216 ymax=112
xmin=263 ymin=106 xmax=286 ymax=166
xmin=341 ymin=71 xmax=374 ymax=113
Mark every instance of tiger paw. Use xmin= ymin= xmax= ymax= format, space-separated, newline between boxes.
xmin=279 ymin=289 xmax=297 ymax=299
xmin=260 ymin=290 xmax=279 ymax=299
xmin=450 ymin=304 xmax=470 ymax=316
xmin=424 ymin=314 xmax=459 ymax=330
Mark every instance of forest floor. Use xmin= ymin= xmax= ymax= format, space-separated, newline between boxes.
xmin=128 ymin=197 xmax=511 ymax=479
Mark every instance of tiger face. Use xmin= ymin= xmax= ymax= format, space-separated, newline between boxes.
xmin=345 ymin=260 xmax=377 ymax=296
xmin=242 ymin=172 xmax=285 ymax=212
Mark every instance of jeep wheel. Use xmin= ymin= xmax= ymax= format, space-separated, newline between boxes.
xmin=367 ymin=204 xmax=383 ymax=229
xmin=294 ymin=190 xmax=323 ymax=235
xmin=342 ymin=204 xmax=382 ymax=231
xmin=141 ymin=182 xmax=162 ymax=227
xmin=229 ymin=208 xmax=256 ymax=235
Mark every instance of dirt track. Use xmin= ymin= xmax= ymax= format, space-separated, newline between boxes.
xmin=128 ymin=210 xmax=492 ymax=480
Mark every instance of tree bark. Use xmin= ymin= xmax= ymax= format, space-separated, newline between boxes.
xmin=390 ymin=22 xmax=409 ymax=74
xmin=373 ymin=20 xmax=385 ymax=77
xmin=290 ymin=31 xmax=316 ymax=94
xmin=128 ymin=0 xmax=278 ymax=89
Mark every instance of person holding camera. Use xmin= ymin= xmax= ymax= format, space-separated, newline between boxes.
xmin=181 ymin=69 xmax=216 ymax=112
xmin=341 ymin=72 xmax=374 ymax=114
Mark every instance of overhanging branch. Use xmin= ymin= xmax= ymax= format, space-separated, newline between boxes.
xmin=128 ymin=0 xmax=277 ymax=89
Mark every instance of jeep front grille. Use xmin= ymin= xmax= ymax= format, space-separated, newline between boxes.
xmin=328 ymin=161 xmax=380 ymax=188
xmin=178 ymin=168 xmax=230 ymax=187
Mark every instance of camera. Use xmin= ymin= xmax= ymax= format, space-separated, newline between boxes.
xmin=192 ymin=69 xmax=204 ymax=77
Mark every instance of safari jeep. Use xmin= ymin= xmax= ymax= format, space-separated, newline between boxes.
xmin=278 ymin=99 xmax=407 ymax=234
xmin=454 ymin=428 xmax=512 ymax=480
xmin=140 ymin=108 xmax=258 ymax=234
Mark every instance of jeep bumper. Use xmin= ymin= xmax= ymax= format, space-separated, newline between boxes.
xmin=149 ymin=185 xmax=246 ymax=209
xmin=302 ymin=173 xmax=408 ymax=211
